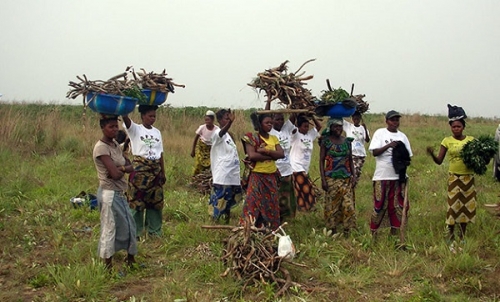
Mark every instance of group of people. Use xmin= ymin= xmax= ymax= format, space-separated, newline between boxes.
xmin=92 ymin=102 xmax=480 ymax=269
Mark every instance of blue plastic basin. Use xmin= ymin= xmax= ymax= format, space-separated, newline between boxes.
xmin=325 ymin=103 xmax=356 ymax=117
xmin=141 ymin=89 xmax=168 ymax=106
xmin=86 ymin=92 xmax=138 ymax=115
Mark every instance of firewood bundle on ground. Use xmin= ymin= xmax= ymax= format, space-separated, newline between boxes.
xmin=248 ymin=59 xmax=317 ymax=113
xmin=190 ymin=169 xmax=212 ymax=195
xmin=202 ymin=218 xmax=306 ymax=297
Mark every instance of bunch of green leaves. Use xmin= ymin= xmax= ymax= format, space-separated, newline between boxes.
xmin=123 ymin=85 xmax=147 ymax=104
xmin=320 ymin=87 xmax=349 ymax=103
xmin=460 ymin=135 xmax=498 ymax=175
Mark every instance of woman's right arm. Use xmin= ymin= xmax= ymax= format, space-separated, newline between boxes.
xmin=245 ymin=143 xmax=272 ymax=162
xmin=427 ymin=145 xmax=447 ymax=165
xmin=122 ymin=115 xmax=132 ymax=129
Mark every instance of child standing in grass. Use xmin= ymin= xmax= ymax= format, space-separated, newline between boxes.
xmin=319 ymin=117 xmax=357 ymax=235
xmin=343 ymin=111 xmax=370 ymax=187
xmin=191 ymin=110 xmax=219 ymax=176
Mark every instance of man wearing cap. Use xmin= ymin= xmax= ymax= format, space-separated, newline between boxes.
xmin=368 ymin=110 xmax=413 ymax=239
xmin=191 ymin=110 xmax=219 ymax=176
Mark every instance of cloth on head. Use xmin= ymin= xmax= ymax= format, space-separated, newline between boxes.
xmin=322 ymin=117 xmax=343 ymax=136
xmin=447 ymin=104 xmax=467 ymax=121
xmin=205 ymin=110 xmax=215 ymax=117
xmin=385 ymin=110 xmax=401 ymax=120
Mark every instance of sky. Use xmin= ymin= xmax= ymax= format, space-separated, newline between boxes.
xmin=1 ymin=0 xmax=499 ymax=118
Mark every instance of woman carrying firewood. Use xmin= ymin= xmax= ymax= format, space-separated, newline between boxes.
xmin=319 ymin=117 xmax=357 ymax=235
xmin=265 ymin=102 xmax=298 ymax=221
xmin=122 ymin=105 xmax=166 ymax=239
xmin=190 ymin=110 xmax=219 ymax=176
xmin=290 ymin=114 xmax=322 ymax=211
xmin=241 ymin=112 xmax=284 ymax=230
xmin=93 ymin=115 xmax=137 ymax=270
xmin=426 ymin=105 xmax=475 ymax=248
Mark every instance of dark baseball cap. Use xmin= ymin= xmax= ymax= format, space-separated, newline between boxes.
xmin=385 ymin=110 xmax=401 ymax=120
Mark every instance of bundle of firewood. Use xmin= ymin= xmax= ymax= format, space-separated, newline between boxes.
xmin=191 ymin=169 xmax=212 ymax=195
xmin=248 ymin=59 xmax=316 ymax=111
xmin=202 ymin=218 xmax=304 ymax=297
xmin=66 ymin=66 xmax=185 ymax=105
xmin=131 ymin=68 xmax=185 ymax=93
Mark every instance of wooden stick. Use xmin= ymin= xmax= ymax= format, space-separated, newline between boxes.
xmin=350 ymin=83 xmax=355 ymax=96
xmin=256 ymin=109 xmax=314 ymax=114
xmin=326 ymin=79 xmax=333 ymax=92
xmin=399 ymin=179 xmax=409 ymax=245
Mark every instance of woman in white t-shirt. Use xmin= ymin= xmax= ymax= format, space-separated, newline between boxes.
xmin=208 ymin=109 xmax=242 ymax=223
xmin=190 ymin=110 xmax=219 ymax=176
xmin=123 ymin=105 xmax=166 ymax=239
xmin=290 ymin=114 xmax=322 ymax=211
xmin=343 ymin=111 xmax=370 ymax=187
xmin=368 ymin=110 xmax=412 ymax=239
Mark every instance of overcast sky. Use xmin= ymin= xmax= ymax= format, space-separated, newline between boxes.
xmin=1 ymin=0 xmax=499 ymax=118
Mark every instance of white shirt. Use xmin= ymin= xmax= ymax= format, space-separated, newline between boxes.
xmin=210 ymin=129 xmax=241 ymax=185
xmin=368 ymin=128 xmax=413 ymax=181
xmin=290 ymin=128 xmax=319 ymax=173
xmin=343 ymin=120 xmax=369 ymax=157
xmin=270 ymin=120 xmax=295 ymax=177
xmin=196 ymin=124 xmax=219 ymax=145
xmin=124 ymin=120 xmax=164 ymax=160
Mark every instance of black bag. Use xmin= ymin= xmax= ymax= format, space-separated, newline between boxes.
xmin=447 ymin=104 xmax=467 ymax=120
xmin=392 ymin=141 xmax=411 ymax=184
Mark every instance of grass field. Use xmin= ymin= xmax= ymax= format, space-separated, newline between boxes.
xmin=1 ymin=103 xmax=500 ymax=302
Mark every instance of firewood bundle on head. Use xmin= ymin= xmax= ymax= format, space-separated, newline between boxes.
xmin=66 ymin=69 xmax=141 ymax=105
xmin=131 ymin=68 xmax=185 ymax=93
xmin=202 ymin=218 xmax=303 ymax=297
xmin=352 ymin=94 xmax=369 ymax=114
xmin=66 ymin=66 xmax=185 ymax=106
xmin=248 ymin=59 xmax=316 ymax=112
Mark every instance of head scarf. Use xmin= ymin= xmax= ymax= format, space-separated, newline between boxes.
xmin=322 ymin=117 xmax=343 ymax=136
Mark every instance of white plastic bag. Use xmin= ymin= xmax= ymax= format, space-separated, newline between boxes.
xmin=273 ymin=225 xmax=296 ymax=260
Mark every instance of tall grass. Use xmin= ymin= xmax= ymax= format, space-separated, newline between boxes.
xmin=1 ymin=103 xmax=500 ymax=301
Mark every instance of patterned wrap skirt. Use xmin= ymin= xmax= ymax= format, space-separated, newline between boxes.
xmin=194 ymin=140 xmax=211 ymax=175
xmin=446 ymin=173 xmax=476 ymax=225
xmin=242 ymin=172 xmax=280 ymax=230
xmin=370 ymin=180 xmax=408 ymax=231
xmin=352 ymin=156 xmax=366 ymax=187
xmin=209 ymin=184 xmax=242 ymax=219
xmin=278 ymin=174 xmax=297 ymax=221
xmin=292 ymin=171 xmax=316 ymax=212
xmin=324 ymin=178 xmax=356 ymax=230
xmin=127 ymin=156 xmax=165 ymax=211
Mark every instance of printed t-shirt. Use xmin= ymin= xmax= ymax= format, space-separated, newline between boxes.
xmin=343 ymin=120 xmax=369 ymax=157
xmin=124 ymin=120 xmax=163 ymax=160
xmin=270 ymin=120 xmax=295 ymax=176
xmin=210 ymin=129 xmax=241 ymax=185
xmin=369 ymin=128 xmax=413 ymax=181
xmin=441 ymin=135 xmax=474 ymax=175
xmin=290 ymin=128 xmax=319 ymax=173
